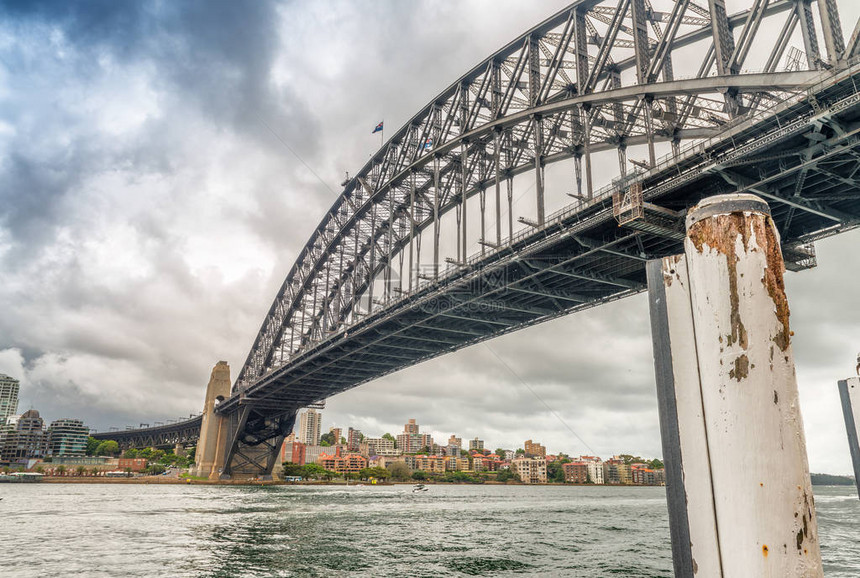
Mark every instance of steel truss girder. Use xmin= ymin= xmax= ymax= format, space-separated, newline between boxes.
xmin=235 ymin=0 xmax=839 ymax=392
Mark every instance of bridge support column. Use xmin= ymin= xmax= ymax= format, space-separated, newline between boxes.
xmin=647 ymin=194 xmax=821 ymax=577
xmin=837 ymin=377 xmax=860 ymax=499
xmin=194 ymin=361 xmax=231 ymax=480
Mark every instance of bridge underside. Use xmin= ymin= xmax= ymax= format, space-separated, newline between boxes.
xmin=215 ymin=64 xmax=860 ymax=477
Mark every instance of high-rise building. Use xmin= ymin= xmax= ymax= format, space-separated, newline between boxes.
xmin=297 ymin=409 xmax=321 ymax=446
xmin=0 ymin=374 xmax=20 ymax=426
xmin=47 ymin=418 xmax=88 ymax=457
xmin=468 ymin=437 xmax=484 ymax=451
xmin=347 ymin=427 xmax=362 ymax=452
xmin=447 ymin=435 xmax=462 ymax=447
xmin=0 ymin=409 xmax=47 ymax=463
xmin=524 ymin=439 xmax=546 ymax=457
xmin=404 ymin=419 xmax=419 ymax=434
xmin=329 ymin=427 xmax=342 ymax=444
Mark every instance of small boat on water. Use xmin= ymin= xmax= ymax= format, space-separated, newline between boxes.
xmin=412 ymin=483 xmax=428 ymax=493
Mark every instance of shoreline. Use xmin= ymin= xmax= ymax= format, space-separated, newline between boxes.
xmin=29 ymin=476 xmax=653 ymax=487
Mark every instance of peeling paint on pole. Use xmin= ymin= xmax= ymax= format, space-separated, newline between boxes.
xmin=683 ymin=194 xmax=821 ymax=577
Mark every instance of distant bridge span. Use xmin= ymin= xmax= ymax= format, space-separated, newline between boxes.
xmin=91 ymin=416 xmax=202 ymax=450
xmin=118 ymin=1 xmax=860 ymax=476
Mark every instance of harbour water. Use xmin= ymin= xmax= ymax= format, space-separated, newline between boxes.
xmin=1 ymin=483 xmax=857 ymax=577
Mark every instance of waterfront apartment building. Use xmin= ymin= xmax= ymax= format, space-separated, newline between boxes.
xmin=47 ymin=418 xmax=88 ymax=457
xmin=0 ymin=374 xmax=20 ymax=426
xmin=632 ymin=466 xmax=666 ymax=486
xmin=0 ymin=409 xmax=47 ymax=463
xmin=403 ymin=455 xmax=446 ymax=474
xmin=586 ymin=461 xmax=605 ymax=484
xmin=512 ymin=457 xmax=547 ymax=484
xmin=523 ymin=439 xmax=546 ymax=457
xmin=329 ymin=427 xmax=342 ymax=444
xmin=604 ymin=460 xmax=633 ymax=485
xmin=444 ymin=456 xmax=471 ymax=472
xmin=297 ymin=409 xmax=321 ymax=446
xmin=468 ymin=438 xmax=484 ymax=451
xmin=318 ymin=452 xmax=367 ymax=475
xmin=562 ymin=462 xmax=589 ymax=484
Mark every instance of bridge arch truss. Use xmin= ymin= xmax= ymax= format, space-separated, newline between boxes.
xmin=236 ymin=0 xmax=851 ymax=394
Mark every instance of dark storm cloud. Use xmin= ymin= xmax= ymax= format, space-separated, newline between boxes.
xmin=0 ymin=0 xmax=319 ymax=252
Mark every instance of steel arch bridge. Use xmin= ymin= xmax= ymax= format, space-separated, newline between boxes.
xmin=189 ymin=0 xmax=860 ymax=477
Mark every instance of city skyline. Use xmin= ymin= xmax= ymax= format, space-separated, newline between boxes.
xmin=2 ymin=1 xmax=860 ymax=475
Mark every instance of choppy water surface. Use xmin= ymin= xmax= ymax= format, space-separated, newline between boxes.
xmin=0 ymin=483 xmax=857 ymax=577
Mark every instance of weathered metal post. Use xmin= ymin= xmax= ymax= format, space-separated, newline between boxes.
xmin=648 ymin=193 xmax=822 ymax=577
xmin=837 ymin=376 xmax=860 ymax=499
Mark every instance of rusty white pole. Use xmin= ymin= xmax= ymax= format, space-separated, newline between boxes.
xmin=837 ymin=377 xmax=860 ymax=499
xmin=683 ymin=193 xmax=821 ymax=576
xmin=647 ymin=255 xmax=722 ymax=577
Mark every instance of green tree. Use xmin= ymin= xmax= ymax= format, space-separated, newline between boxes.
xmin=146 ymin=463 xmax=166 ymax=475
xmin=85 ymin=436 xmax=101 ymax=456
xmin=302 ymin=463 xmax=336 ymax=480
xmin=56 ymin=465 xmax=67 ymax=476
xmin=387 ymin=461 xmax=411 ymax=481
xmin=648 ymin=458 xmax=664 ymax=470
xmin=75 ymin=466 xmax=87 ymax=477
xmin=122 ymin=448 xmax=139 ymax=459
xmin=359 ymin=466 xmax=390 ymax=481
xmin=320 ymin=432 xmax=336 ymax=446
xmin=281 ymin=462 xmax=304 ymax=478
xmin=495 ymin=448 xmax=506 ymax=458
xmin=547 ymin=461 xmax=565 ymax=483
xmin=382 ymin=433 xmax=396 ymax=448
xmin=411 ymin=470 xmax=427 ymax=481
xmin=496 ymin=470 xmax=519 ymax=483
xmin=96 ymin=440 xmax=120 ymax=456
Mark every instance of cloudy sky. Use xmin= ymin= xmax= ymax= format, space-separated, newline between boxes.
xmin=1 ymin=1 xmax=859 ymax=474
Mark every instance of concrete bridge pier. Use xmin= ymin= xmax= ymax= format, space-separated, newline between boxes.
xmin=647 ymin=194 xmax=822 ymax=577
xmin=194 ymin=361 xmax=231 ymax=480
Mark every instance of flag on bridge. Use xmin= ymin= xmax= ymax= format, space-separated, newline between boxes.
xmin=372 ymin=121 xmax=384 ymax=134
